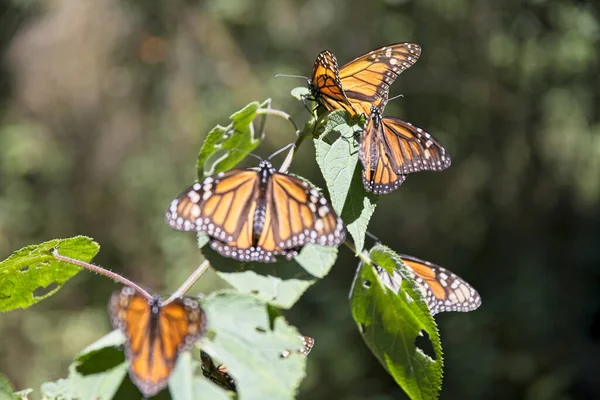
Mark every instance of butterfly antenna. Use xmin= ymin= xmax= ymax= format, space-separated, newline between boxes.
xmin=388 ymin=93 xmax=404 ymax=103
xmin=365 ymin=230 xmax=382 ymax=245
xmin=230 ymin=148 xmax=263 ymax=162
xmin=274 ymin=73 xmax=309 ymax=81
xmin=268 ymin=143 xmax=296 ymax=161
xmin=51 ymin=249 xmax=154 ymax=301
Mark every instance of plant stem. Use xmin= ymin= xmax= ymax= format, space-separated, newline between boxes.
xmin=52 ymin=249 xmax=153 ymax=301
xmin=343 ymin=240 xmax=372 ymax=265
xmin=256 ymin=108 xmax=300 ymax=134
xmin=163 ymin=259 xmax=210 ymax=305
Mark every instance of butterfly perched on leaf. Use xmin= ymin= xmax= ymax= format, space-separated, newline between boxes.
xmin=166 ymin=160 xmax=346 ymax=262
xmin=309 ymin=44 xmax=451 ymax=194
xmin=375 ymin=255 xmax=481 ymax=315
xmin=109 ymin=287 xmax=207 ymax=397
xmin=310 ymin=43 xmax=422 ymax=117
xmin=201 ymin=335 xmax=315 ymax=392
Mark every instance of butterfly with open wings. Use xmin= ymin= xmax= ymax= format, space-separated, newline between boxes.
xmin=166 ymin=160 xmax=346 ymax=262
xmin=109 ymin=287 xmax=207 ymax=397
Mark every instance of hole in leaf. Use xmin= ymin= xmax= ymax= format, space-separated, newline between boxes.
xmin=359 ymin=323 xmax=366 ymax=334
xmin=363 ymin=280 xmax=371 ymax=289
xmin=33 ymin=282 xmax=59 ymax=298
xmin=19 ymin=266 xmax=30 ymax=273
xmin=255 ymin=326 xmax=267 ymax=334
xmin=250 ymin=290 xmax=259 ymax=295
xmin=415 ymin=330 xmax=436 ymax=360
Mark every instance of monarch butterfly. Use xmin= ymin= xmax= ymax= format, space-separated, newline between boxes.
xmin=110 ymin=287 xmax=207 ymax=397
xmin=375 ymin=255 xmax=481 ymax=315
xmin=310 ymin=43 xmax=421 ymax=117
xmin=165 ymin=160 xmax=346 ymax=262
xmin=200 ymin=335 xmax=315 ymax=392
xmin=360 ymin=106 xmax=451 ymax=194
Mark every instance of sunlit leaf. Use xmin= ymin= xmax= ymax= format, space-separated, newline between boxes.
xmin=349 ymin=245 xmax=443 ymax=400
xmin=290 ymin=86 xmax=310 ymax=102
xmin=203 ymin=243 xmax=337 ymax=309
xmin=201 ymin=291 xmax=306 ymax=400
xmin=0 ymin=236 xmax=99 ymax=312
xmin=314 ymin=110 xmax=376 ymax=253
xmin=0 ymin=373 xmax=16 ymax=400
xmin=196 ymin=100 xmax=269 ymax=178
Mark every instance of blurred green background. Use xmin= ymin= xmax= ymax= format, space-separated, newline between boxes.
xmin=1 ymin=0 xmax=599 ymax=399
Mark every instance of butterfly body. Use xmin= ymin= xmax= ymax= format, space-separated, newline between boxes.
xmin=110 ymin=287 xmax=207 ymax=397
xmin=166 ymin=160 xmax=345 ymax=262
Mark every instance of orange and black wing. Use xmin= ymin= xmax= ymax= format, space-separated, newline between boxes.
xmin=340 ymin=43 xmax=421 ymax=116
xmin=310 ymin=50 xmax=357 ymax=115
xmin=359 ymin=108 xmax=407 ymax=194
xmin=359 ymin=107 xmax=451 ymax=194
xmin=376 ymin=256 xmax=481 ymax=315
xmin=109 ymin=287 xmax=207 ymax=397
xmin=200 ymin=351 xmax=237 ymax=392
xmin=165 ymin=169 xmax=261 ymax=259
xmin=255 ymin=173 xmax=346 ymax=259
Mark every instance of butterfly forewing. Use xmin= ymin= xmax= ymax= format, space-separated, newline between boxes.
xmin=339 ymin=43 xmax=421 ymax=116
xmin=109 ymin=287 xmax=207 ymax=397
xmin=310 ymin=51 xmax=356 ymax=114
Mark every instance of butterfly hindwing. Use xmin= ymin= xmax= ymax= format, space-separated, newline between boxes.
xmin=375 ymin=255 xmax=482 ymax=316
xmin=109 ymin=287 xmax=207 ymax=397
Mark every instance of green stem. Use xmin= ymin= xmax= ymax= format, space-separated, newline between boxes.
xmin=163 ymin=259 xmax=210 ymax=305
xmin=343 ymin=240 xmax=372 ymax=265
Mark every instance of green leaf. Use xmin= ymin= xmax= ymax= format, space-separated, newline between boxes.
xmin=314 ymin=111 xmax=376 ymax=253
xmin=290 ymin=86 xmax=310 ymax=102
xmin=202 ymin=243 xmax=338 ymax=309
xmin=40 ymin=359 xmax=128 ymax=400
xmin=196 ymin=100 xmax=269 ymax=178
xmin=0 ymin=236 xmax=100 ymax=312
xmin=40 ymin=379 xmax=74 ymax=400
xmin=0 ymin=374 xmax=16 ymax=400
xmin=340 ymin=166 xmax=377 ymax=254
xmin=13 ymin=389 xmax=32 ymax=400
xmin=349 ymin=245 xmax=443 ymax=400
xmin=217 ymin=271 xmax=313 ymax=310
xmin=201 ymin=291 xmax=306 ymax=400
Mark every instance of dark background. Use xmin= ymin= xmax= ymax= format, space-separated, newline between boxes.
xmin=1 ymin=0 xmax=599 ymax=399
